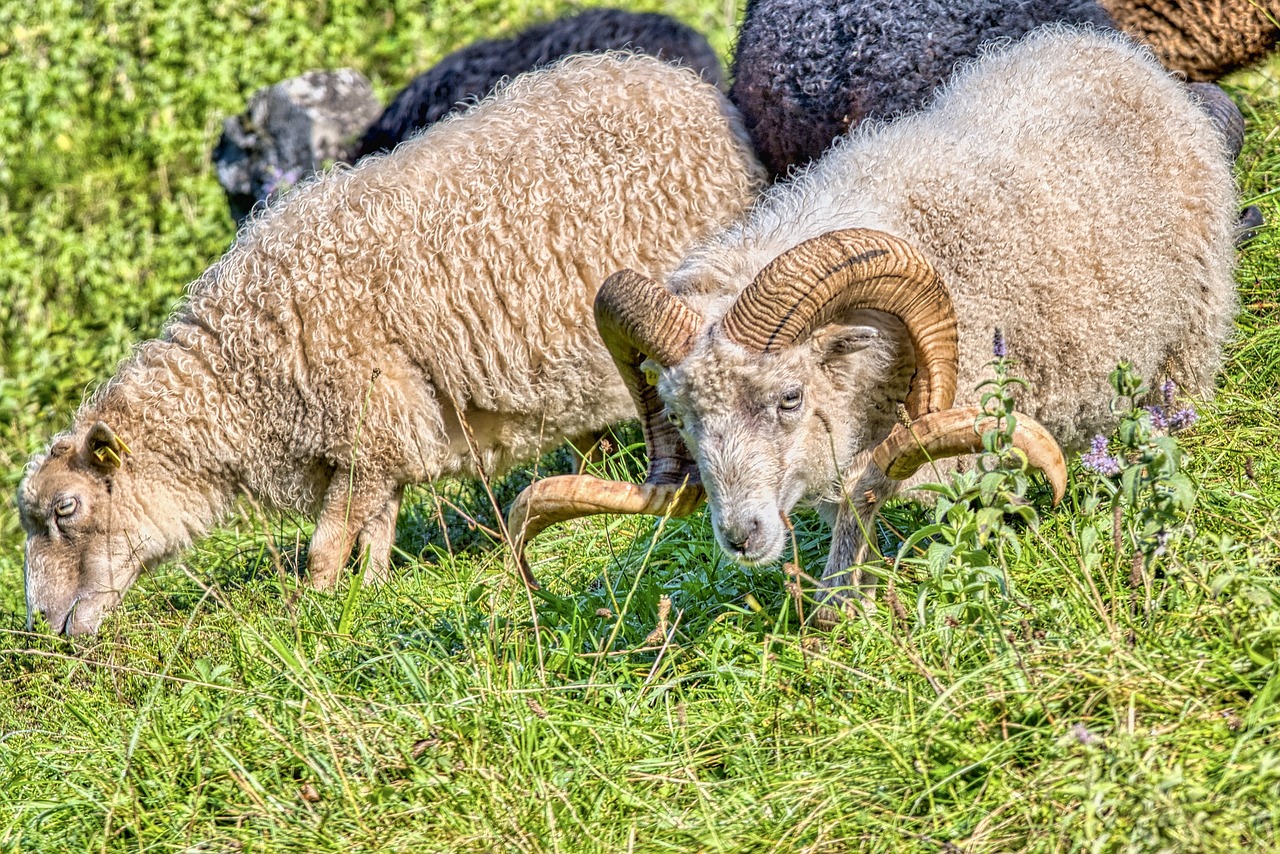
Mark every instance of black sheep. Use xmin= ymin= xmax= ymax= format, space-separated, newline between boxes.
xmin=351 ymin=8 xmax=723 ymax=159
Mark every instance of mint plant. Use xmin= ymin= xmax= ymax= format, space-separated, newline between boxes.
xmin=894 ymin=330 xmax=1042 ymax=634
xmin=1080 ymin=362 xmax=1198 ymax=574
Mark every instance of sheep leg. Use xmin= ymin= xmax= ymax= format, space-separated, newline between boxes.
xmin=356 ymin=484 xmax=404 ymax=584
xmin=307 ymin=473 xmax=395 ymax=590
xmin=817 ymin=497 xmax=878 ymax=602
xmin=811 ymin=470 xmax=900 ymax=626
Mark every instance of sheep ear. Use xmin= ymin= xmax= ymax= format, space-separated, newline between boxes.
xmin=85 ymin=421 xmax=131 ymax=471
xmin=813 ymin=324 xmax=881 ymax=361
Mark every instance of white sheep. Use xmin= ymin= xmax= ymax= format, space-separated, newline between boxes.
xmin=509 ymin=28 xmax=1240 ymax=605
xmin=17 ymin=53 xmax=765 ymax=636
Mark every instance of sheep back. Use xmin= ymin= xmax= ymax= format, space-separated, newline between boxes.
xmin=352 ymin=8 xmax=725 ymax=160
xmin=1101 ymin=0 xmax=1280 ymax=80
xmin=104 ymin=53 xmax=764 ymax=513
xmin=699 ymin=27 xmax=1238 ymax=449
xmin=729 ymin=0 xmax=1115 ymax=177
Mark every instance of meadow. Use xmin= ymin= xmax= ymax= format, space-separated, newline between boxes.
xmin=2 ymin=1 xmax=1279 ymax=850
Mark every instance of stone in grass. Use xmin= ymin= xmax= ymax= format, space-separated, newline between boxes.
xmin=214 ymin=69 xmax=381 ymax=226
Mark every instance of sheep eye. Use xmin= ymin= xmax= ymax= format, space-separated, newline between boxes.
xmin=666 ymin=410 xmax=684 ymax=430
xmin=54 ymin=497 xmax=79 ymax=518
xmin=779 ymin=389 xmax=804 ymax=412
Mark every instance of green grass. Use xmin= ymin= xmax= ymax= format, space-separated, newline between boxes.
xmin=2 ymin=2 xmax=1280 ymax=851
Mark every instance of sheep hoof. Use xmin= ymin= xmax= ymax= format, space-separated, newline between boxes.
xmin=809 ymin=594 xmax=873 ymax=630
xmin=1237 ymin=205 xmax=1265 ymax=245
xmin=811 ymin=605 xmax=842 ymax=631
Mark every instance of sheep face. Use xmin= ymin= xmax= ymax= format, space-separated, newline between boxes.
xmin=18 ymin=423 xmax=159 ymax=635
xmin=656 ymin=319 xmax=905 ymax=565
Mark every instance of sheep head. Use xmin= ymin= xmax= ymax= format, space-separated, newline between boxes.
xmin=648 ymin=229 xmax=962 ymax=565
xmin=510 ymin=229 xmax=1069 ymax=587
xmin=18 ymin=421 xmax=162 ymax=635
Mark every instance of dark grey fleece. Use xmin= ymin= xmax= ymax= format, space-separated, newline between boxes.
xmin=353 ymin=8 xmax=723 ymax=160
xmin=729 ymin=0 xmax=1115 ymax=178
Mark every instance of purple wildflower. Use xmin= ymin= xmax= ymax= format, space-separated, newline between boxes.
xmin=1161 ymin=378 xmax=1177 ymax=409
xmin=1081 ymin=434 xmax=1121 ymax=477
xmin=1154 ymin=529 xmax=1171 ymax=557
xmin=1169 ymin=406 xmax=1198 ymax=433
xmin=1147 ymin=404 xmax=1168 ymax=431
xmin=1072 ymin=723 xmax=1101 ymax=746
xmin=264 ymin=166 xmax=304 ymax=197
xmin=992 ymin=328 xmax=1007 ymax=359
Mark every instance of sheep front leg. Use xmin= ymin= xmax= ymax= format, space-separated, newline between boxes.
xmin=567 ymin=430 xmax=610 ymax=474
xmin=307 ymin=474 xmax=396 ymax=590
xmin=816 ymin=497 xmax=877 ymax=603
xmin=813 ymin=470 xmax=896 ymax=623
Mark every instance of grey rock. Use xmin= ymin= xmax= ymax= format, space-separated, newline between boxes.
xmin=214 ymin=69 xmax=381 ymax=225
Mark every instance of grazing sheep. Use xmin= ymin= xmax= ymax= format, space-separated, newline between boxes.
xmin=728 ymin=0 xmax=1115 ymax=177
xmin=510 ymin=28 xmax=1239 ymax=605
xmin=18 ymin=54 xmax=765 ymax=636
xmin=352 ymin=7 xmax=724 ymax=160
xmin=1102 ymin=0 xmax=1280 ymax=80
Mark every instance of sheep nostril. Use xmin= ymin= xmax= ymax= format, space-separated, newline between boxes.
xmin=724 ymin=518 xmax=762 ymax=554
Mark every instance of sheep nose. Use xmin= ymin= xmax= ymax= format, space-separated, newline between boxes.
xmin=722 ymin=518 xmax=762 ymax=554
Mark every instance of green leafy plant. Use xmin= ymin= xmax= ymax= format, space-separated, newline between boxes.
xmin=1079 ymin=363 xmax=1198 ymax=579
xmin=894 ymin=330 xmax=1041 ymax=634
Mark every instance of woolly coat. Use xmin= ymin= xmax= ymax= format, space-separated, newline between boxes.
xmin=676 ymin=27 xmax=1238 ymax=455
xmin=353 ymin=8 xmax=724 ymax=159
xmin=19 ymin=53 xmax=764 ymax=633
xmin=1102 ymin=0 xmax=1280 ymax=79
xmin=729 ymin=0 xmax=1115 ymax=177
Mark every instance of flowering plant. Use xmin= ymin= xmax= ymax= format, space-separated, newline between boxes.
xmin=1081 ymin=363 xmax=1197 ymax=567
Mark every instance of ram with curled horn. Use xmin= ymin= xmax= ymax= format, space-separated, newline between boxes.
xmin=508 ymin=229 xmax=1067 ymax=595
xmin=507 ymin=29 xmax=1241 ymax=606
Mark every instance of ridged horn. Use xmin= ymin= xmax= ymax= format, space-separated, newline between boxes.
xmin=507 ymin=475 xmax=704 ymax=589
xmin=507 ymin=269 xmax=706 ymax=587
xmin=721 ymin=228 xmax=958 ymax=417
xmin=594 ymin=269 xmax=704 ymax=486
xmin=871 ymin=407 xmax=1067 ymax=504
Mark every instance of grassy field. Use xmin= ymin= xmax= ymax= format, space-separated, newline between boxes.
xmin=2 ymin=1 xmax=1279 ymax=851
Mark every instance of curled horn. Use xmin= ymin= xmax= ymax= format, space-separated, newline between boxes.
xmin=721 ymin=228 xmax=958 ymax=417
xmin=871 ymin=408 xmax=1068 ymax=504
xmin=507 ymin=269 xmax=706 ymax=588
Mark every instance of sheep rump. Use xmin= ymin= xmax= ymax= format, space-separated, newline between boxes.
xmin=1101 ymin=0 xmax=1280 ymax=80
xmin=18 ymin=53 xmax=765 ymax=635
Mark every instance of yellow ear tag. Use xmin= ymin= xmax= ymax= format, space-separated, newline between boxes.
xmin=643 ymin=367 xmax=660 ymax=387
xmin=94 ymin=446 xmax=123 ymax=467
